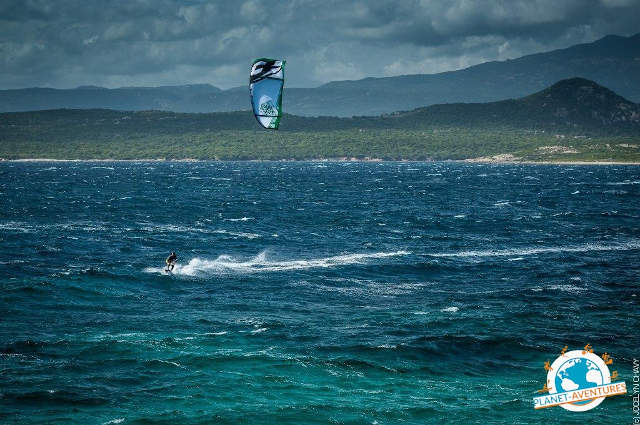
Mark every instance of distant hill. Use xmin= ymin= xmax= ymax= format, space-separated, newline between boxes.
xmin=381 ymin=77 xmax=640 ymax=134
xmin=310 ymin=33 xmax=640 ymax=116
xmin=1 ymin=34 xmax=639 ymax=117
xmin=2 ymin=78 xmax=637 ymax=135
xmin=0 ymin=78 xmax=640 ymax=140
xmin=0 ymin=84 xmax=223 ymax=113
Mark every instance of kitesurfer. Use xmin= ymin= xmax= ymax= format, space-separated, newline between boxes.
xmin=165 ymin=251 xmax=177 ymax=272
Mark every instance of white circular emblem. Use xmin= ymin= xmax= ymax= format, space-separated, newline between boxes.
xmin=546 ymin=350 xmax=611 ymax=411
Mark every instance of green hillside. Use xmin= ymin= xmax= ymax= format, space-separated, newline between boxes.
xmin=1 ymin=79 xmax=639 ymax=162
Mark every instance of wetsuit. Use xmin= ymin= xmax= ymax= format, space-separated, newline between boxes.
xmin=165 ymin=253 xmax=177 ymax=271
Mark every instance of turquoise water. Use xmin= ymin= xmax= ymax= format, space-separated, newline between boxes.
xmin=1 ymin=161 xmax=638 ymax=424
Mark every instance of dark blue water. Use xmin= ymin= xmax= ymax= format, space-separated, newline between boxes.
xmin=1 ymin=161 xmax=638 ymax=424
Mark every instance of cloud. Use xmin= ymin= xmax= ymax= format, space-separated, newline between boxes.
xmin=0 ymin=0 xmax=638 ymax=89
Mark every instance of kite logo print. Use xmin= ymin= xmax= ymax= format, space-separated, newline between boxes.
xmin=250 ymin=60 xmax=282 ymax=83
xmin=260 ymin=102 xmax=276 ymax=116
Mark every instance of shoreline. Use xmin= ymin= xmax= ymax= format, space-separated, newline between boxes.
xmin=2 ymin=157 xmax=640 ymax=165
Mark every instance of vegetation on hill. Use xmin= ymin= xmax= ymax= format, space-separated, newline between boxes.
xmin=385 ymin=78 xmax=640 ymax=135
xmin=1 ymin=78 xmax=639 ymax=162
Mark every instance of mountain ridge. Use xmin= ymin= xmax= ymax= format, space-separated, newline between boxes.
xmin=2 ymin=33 xmax=639 ymax=116
xmin=3 ymin=33 xmax=639 ymax=117
xmin=323 ymin=33 xmax=639 ymax=87
xmin=2 ymin=78 xmax=638 ymax=134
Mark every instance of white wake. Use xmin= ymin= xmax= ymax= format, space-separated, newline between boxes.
xmin=144 ymin=250 xmax=410 ymax=276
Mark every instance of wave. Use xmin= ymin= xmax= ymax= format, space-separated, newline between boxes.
xmin=0 ymin=221 xmax=33 ymax=233
xmin=213 ymin=229 xmax=261 ymax=239
xmin=607 ymin=180 xmax=640 ymax=185
xmin=428 ymin=240 xmax=640 ymax=259
xmin=546 ymin=284 xmax=585 ymax=293
xmin=139 ymin=224 xmax=260 ymax=239
xmin=144 ymin=250 xmax=410 ymax=276
xmin=223 ymin=217 xmax=254 ymax=222
xmin=0 ymin=221 xmax=107 ymax=233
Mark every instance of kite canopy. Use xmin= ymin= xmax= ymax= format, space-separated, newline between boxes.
xmin=249 ymin=58 xmax=285 ymax=129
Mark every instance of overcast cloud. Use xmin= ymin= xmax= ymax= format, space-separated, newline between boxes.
xmin=1 ymin=0 xmax=639 ymax=89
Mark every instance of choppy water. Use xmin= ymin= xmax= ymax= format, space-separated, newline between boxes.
xmin=1 ymin=161 xmax=638 ymax=424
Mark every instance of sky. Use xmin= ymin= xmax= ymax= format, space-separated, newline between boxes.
xmin=1 ymin=0 xmax=639 ymax=90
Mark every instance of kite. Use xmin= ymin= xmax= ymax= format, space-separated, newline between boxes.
xmin=249 ymin=58 xmax=285 ymax=129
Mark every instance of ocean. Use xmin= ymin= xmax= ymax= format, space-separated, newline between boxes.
xmin=1 ymin=161 xmax=638 ymax=424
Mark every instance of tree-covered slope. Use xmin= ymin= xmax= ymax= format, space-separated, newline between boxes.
xmin=1 ymin=78 xmax=638 ymax=162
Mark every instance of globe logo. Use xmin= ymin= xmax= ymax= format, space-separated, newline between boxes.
xmin=555 ymin=357 xmax=604 ymax=405
xmin=534 ymin=347 xmax=627 ymax=412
